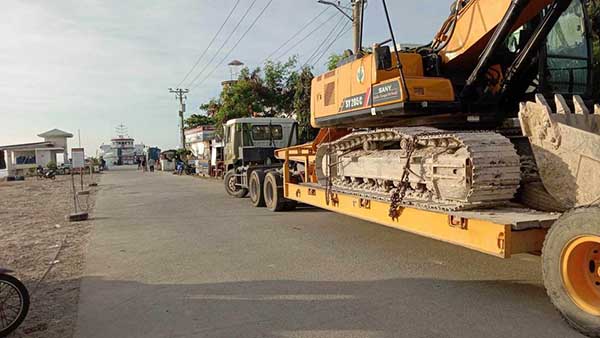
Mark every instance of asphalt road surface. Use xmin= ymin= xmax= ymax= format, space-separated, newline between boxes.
xmin=74 ymin=168 xmax=584 ymax=338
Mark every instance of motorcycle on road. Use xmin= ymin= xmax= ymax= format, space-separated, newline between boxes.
xmin=0 ymin=268 xmax=30 ymax=337
xmin=36 ymin=166 xmax=56 ymax=180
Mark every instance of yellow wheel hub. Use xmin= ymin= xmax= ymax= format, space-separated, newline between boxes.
xmin=561 ymin=235 xmax=600 ymax=316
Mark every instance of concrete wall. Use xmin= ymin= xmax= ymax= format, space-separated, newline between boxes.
xmin=44 ymin=136 xmax=68 ymax=149
xmin=35 ymin=149 xmax=52 ymax=167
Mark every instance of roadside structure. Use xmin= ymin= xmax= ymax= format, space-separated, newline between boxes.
xmin=184 ymin=125 xmax=215 ymax=175
xmin=0 ymin=129 xmax=73 ymax=176
xmin=160 ymin=149 xmax=177 ymax=171
xmin=210 ymin=139 xmax=224 ymax=177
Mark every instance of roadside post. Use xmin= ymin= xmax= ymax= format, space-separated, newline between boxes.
xmin=67 ymin=148 xmax=89 ymax=222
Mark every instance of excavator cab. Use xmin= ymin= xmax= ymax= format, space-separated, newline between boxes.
xmin=540 ymin=0 xmax=592 ymax=97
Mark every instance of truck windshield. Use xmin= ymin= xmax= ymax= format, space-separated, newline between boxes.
xmin=240 ymin=123 xmax=253 ymax=147
xmin=251 ymin=125 xmax=283 ymax=141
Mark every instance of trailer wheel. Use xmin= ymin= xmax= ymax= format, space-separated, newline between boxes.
xmin=224 ymin=170 xmax=248 ymax=198
xmin=543 ymin=207 xmax=600 ymax=337
xmin=249 ymin=170 xmax=266 ymax=207
xmin=264 ymin=172 xmax=287 ymax=212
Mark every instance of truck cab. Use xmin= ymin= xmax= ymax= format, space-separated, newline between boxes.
xmin=223 ymin=117 xmax=298 ymax=171
xmin=223 ymin=117 xmax=298 ymax=200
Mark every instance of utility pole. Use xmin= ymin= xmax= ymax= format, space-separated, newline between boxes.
xmin=317 ymin=0 xmax=364 ymax=54
xmin=168 ymin=88 xmax=189 ymax=149
xmin=352 ymin=0 xmax=365 ymax=54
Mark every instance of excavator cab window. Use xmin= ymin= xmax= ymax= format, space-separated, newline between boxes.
xmin=543 ymin=0 xmax=590 ymax=95
xmin=375 ymin=45 xmax=392 ymax=70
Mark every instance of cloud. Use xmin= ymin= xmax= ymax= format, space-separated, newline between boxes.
xmin=0 ymin=0 xmax=448 ymax=153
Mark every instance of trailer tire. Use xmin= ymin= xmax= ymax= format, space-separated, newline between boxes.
xmin=542 ymin=207 xmax=600 ymax=337
xmin=224 ymin=170 xmax=248 ymax=198
xmin=264 ymin=172 xmax=287 ymax=212
xmin=249 ymin=170 xmax=266 ymax=207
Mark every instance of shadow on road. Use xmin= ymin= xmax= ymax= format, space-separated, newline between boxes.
xmin=75 ymin=276 xmax=579 ymax=338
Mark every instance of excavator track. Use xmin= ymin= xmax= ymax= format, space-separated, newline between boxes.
xmin=315 ymin=127 xmax=521 ymax=211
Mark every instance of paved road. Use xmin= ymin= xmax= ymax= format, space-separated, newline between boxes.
xmin=75 ymin=168 xmax=583 ymax=338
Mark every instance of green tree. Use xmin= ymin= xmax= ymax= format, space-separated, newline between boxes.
xmin=185 ymin=114 xmax=214 ymax=129
xmin=199 ymin=98 xmax=221 ymax=116
xmin=326 ymin=49 xmax=360 ymax=71
xmin=213 ymin=67 xmax=265 ymax=131
xmin=262 ymin=57 xmax=298 ymax=116
xmin=327 ymin=53 xmax=344 ymax=71
xmin=201 ymin=57 xmax=302 ymax=135
xmin=293 ymin=66 xmax=317 ymax=143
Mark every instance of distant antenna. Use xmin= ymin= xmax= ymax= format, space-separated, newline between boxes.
xmin=115 ymin=124 xmax=128 ymax=138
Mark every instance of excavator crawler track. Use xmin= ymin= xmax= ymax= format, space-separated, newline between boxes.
xmin=315 ymin=127 xmax=521 ymax=211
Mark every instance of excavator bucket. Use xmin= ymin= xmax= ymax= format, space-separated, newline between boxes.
xmin=519 ymin=94 xmax=600 ymax=210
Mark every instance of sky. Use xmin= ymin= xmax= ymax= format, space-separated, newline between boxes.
xmin=0 ymin=0 xmax=449 ymax=154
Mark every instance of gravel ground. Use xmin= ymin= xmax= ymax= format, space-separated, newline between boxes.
xmin=0 ymin=173 xmax=99 ymax=338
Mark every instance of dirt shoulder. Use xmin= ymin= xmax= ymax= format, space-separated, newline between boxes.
xmin=0 ymin=173 xmax=100 ymax=338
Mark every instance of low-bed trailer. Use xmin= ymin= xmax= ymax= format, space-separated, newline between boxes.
xmin=275 ymin=144 xmax=553 ymax=258
xmin=259 ymin=96 xmax=600 ymax=336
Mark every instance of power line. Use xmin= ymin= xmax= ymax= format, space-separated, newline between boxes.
xmin=175 ymin=0 xmax=242 ymax=88
xmin=186 ymin=0 xmax=260 ymax=88
xmin=261 ymin=7 xmax=330 ymax=64
xmin=192 ymin=0 xmax=274 ymax=90
xmin=311 ymin=21 xmax=352 ymax=68
xmin=302 ymin=14 xmax=347 ymax=67
xmin=273 ymin=11 xmax=341 ymax=62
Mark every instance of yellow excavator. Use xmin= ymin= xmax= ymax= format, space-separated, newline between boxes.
xmin=252 ymin=0 xmax=600 ymax=335
xmin=310 ymin=0 xmax=597 ymax=211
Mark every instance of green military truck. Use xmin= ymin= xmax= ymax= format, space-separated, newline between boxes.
xmin=223 ymin=117 xmax=298 ymax=208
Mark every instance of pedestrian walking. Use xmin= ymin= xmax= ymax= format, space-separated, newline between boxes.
xmin=176 ymin=160 xmax=184 ymax=175
xmin=148 ymin=158 xmax=155 ymax=172
xmin=142 ymin=158 xmax=147 ymax=172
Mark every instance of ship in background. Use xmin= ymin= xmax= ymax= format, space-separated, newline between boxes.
xmin=99 ymin=125 xmax=145 ymax=167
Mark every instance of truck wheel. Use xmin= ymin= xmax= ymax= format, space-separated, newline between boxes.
xmin=543 ymin=207 xmax=600 ymax=337
xmin=249 ymin=170 xmax=266 ymax=207
xmin=224 ymin=170 xmax=248 ymax=198
xmin=264 ymin=172 xmax=287 ymax=212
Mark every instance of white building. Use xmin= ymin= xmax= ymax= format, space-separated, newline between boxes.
xmin=185 ymin=126 xmax=215 ymax=159
xmin=185 ymin=125 xmax=216 ymax=175
xmin=0 ymin=129 xmax=73 ymax=176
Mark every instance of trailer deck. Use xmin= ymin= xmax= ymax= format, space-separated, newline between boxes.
xmin=283 ymin=182 xmax=557 ymax=258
